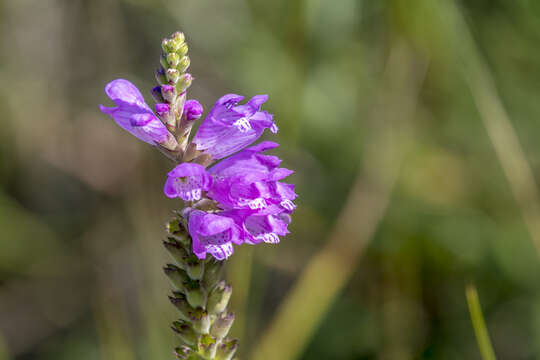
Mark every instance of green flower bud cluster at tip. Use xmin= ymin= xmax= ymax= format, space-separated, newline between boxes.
xmin=158 ymin=32 xmax=193 ymax=94
xmin=164 ymin=216 xmax=238 ymax=360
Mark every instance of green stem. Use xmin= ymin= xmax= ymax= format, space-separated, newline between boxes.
xmin=465 ymin=283 xmax=497 ymax=360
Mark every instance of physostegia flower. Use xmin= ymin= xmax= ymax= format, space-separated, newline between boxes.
xmin=99 ymin=31 xmax=296 ymax=360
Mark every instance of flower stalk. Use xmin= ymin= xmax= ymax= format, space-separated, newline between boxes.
xmin=99 ymin=31 xmax=296 ymax=360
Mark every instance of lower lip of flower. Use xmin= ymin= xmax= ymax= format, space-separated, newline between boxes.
xmin=233 ymin=117 xmax=252 ymax=132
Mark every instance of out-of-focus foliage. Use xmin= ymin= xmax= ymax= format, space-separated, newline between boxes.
xmin=1 ymin=0 xmax=540 ymax=359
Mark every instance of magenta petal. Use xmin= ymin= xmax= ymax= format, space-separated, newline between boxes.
xmin=105 ymin=79 xmax=147 ymax=107
xmin=164 ymin=163 xmax=212 ymax=201
xmin=187 ymin=210 xmax=240 ymax=260
xmin=192 ymin=94 xmax=277 ymax=159
xmin=100 ymin=79 xmax=174 ymax=146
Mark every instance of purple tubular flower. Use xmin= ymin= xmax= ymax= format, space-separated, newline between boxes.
xmin=225 ymin=209 xmax=290 ymax=245
xmin=183 ymin=99 xmax=203 ymax=121
xmin=207 ymin=141 xmax=297 ymax=212
xmin=192 ymin=94 xmax=277 ymax=159
xmin=187 ymin=209 xmax=241 ymax=260
xmin=164 ymin=163 xmax=212 ymax=201
xmin=99 ymin=79 xmax=176 ymax=148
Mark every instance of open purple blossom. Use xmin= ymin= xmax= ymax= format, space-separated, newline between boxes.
xmin=167 ymin=139 xmax=296 ymax=259
xmin=224 ymin=209 xmax=291 ymax=245
xmin=192 ymin=94 xmax=278 ymax=160
xmin=99 ymin=79 xmax=177 ymax=149
xmin=186 ymin=209 xmax=241 ymax=260
xmin=208 ymin=142 xmax=297 ymax=213
xmin=164 ymin=163 xmax=212 ymax=201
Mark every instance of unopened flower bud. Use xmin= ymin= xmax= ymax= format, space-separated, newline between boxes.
xmin=210 ymin=312 xmax=235 ymax=340
xmin=161 ymin=38 xmax=172 ymax=53
xmin=183 ymin=99 xmax=203 ymax=122
xmin=176 ymin=73 xmax=193 ymax=92
xmin=167 ymin=68 xmax=181 ymax=83
xmin=198 ymin=335 xmax=217 ymax=359
xmin=151 ymin=85 xmax=165 ymax=103
xmin=167 ymin=52 xmax=181 ymax=68
xmin=207 ymin=281 xmax=232 ymax=315
xmin=172 ymin=31 xmax=185 ymax=44
xmin=178 ymin=56 xmax=190 ymax=72
xmin=177 ymin=42 xmax=189 ymax=57
xmin=155 ymin=103 xmax=170 ymax=117
xmin=155 ymin=68 xmax=167 ymax=85
xmin=172 ymin=321 xmax=197 ymax=346
xmin=215 ymin=339 xmax=238 ymax=360
xmin=160 ymin=54 xmax=169 ymax=70
xmin=161 ymin=85 xmax=176 ymax=103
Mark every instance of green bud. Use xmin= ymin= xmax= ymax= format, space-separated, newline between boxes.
xmin=160 ymin=54 xmax=169 ymax=70
xmin=215 ymin=339 xmax=238 ymax=360
xmin=167 ymin=52 xmax=181 ymax=68
xmin=202 ymin=260 xmax=223 ymax=290
xmin=177 ymin=42 xmax=189 ymax=57
xmin=155 ymin=68 xmax=167 ymax=85
xmin=176 ymin=73 xmax=193 ymax=93
xmin=172 ymin=321 xmax=198 ymax=346
xmin=164 ymin=264 xmax=188 ymax=291
xmin=185 ymin=281 xmax=206 ymax=308
xmin=197 ymin=334 xmax=217 ymax=358
xmin=207 ymin=281 xmax=232 ymax=315
xmin=167 ymin=68 xmax=181 ymax=83
xmin=164 ymin=239 xmax=188 ymax=268
xmin=162 ymin=38 xmax=172 ymax=53
xmin=186 ymin=255 xmax=204 ymax=280
xmin=210 ymin=312 xmax=235 ymax=340
xmin=177 ymin=56 xmax=190 ymax=72
xmin=172 ymin=31 xmax=185 ymax=44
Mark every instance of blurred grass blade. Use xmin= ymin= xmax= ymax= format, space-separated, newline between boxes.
xmin=466 ymin=283 xmax=497 ymax=360
xmin=442 ymin=0 xmax=540 ymax=259
xmin=252 ymin=41 xmax=427 ymax=360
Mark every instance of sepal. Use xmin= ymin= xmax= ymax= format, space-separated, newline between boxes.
xmin=197 ymin=334 xmax=217 ymax=358
xmin=172 ymin=321 xmax=198 ymax=346
xmin=210 ymin=312 xmax=235 ymax=340
xmin=215 ymin=339 xmax=238 ymax=360
xmin=164 ymin=264 xmax=189 ymax=291
xmin=207 ymin=281 xmax=232 ymax=315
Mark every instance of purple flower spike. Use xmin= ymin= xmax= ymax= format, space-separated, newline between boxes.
xmin=99 ymin=79 xmax=177 ymax=149
xmin=187 ymin=209 xmax=241 ymax=260
xmin=192 ymin=94 xmax=276 ymax=159
xmin=184 ymin=99 xmax=203 ymax=121
xmin=164 ymin=163 xmax=212 ymax=201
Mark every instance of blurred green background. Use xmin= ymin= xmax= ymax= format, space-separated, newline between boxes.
xmin=2 ymin=0 xmax=540 ymax=359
